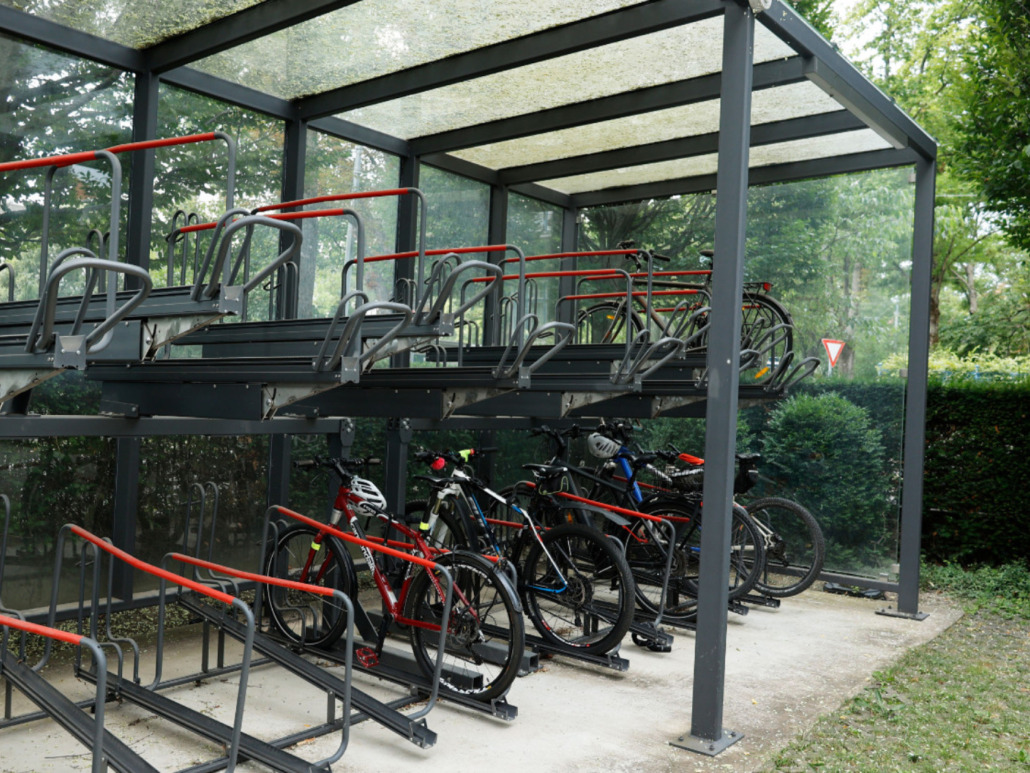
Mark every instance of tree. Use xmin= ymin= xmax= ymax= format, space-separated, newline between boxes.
xmin=954 ymin=0 xmax=1030 ymax=253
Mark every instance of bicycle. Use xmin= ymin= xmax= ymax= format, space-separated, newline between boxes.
xmin=659 ymin=449 xmax=825 ymax=598
xmin=527 ymin=424 xmax=766 ymax=621
xmin=263 ymin=455 xmax=525 ymax=702
xmin=574 ymin=246 xmax=793 ymax=378
xmin=407 ymin=448 xmax=635 ymax=656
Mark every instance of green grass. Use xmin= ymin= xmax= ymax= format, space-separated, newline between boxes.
xmin=764 ymin=562 xmax=1030 ymax=772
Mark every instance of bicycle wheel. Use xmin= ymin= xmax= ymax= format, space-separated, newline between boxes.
xmin=643 ymin=498 xmax=765 ymax=601
xmin=575 ymin=301 xmax=643 ymax=345
xmin=622 ymin=516 xmax=698 ymax=623
xmin=744 ymin=497 xmax=825 ymax=598
xmin=405 ymin=551 xmax=525 ymax=702
xmin=520 ymin=522 xmax=634 ymax=655
xmin=406 ymin=500 xmax=471 ymax=552
xmin=740 ymin=292 xmax=793 ymax=380
xmin=263 ymin=523 xmax=356 ymax=649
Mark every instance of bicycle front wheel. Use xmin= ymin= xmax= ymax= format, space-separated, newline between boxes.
xmin=745 ymin=497 xmax=825 ymax=598
xmin=520 ymin=523 xmax=634 ymax=655
xmin=263 ymin=523 xmax=357 ymax=649
xmin=405 ymin=551 xmax=524 ymax=702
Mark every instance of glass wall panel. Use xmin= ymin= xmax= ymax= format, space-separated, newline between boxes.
xmin=337 ymin=22 xmax=794 ymax=139
xmin=297 ymin=130 xmax=400 ymax=318
xmin=154 ymin=84 xmax=283 ymax=319
xmin=0 ymin=0 xmax=263 ymax=48
xmin=0 ymin=33 xmax=133 ymax=301
xmin=418 ymin=164 xmax=489 ymax=249
xmin=454 ymin=82 xmax=844 ymax=170
xmin=193 ymin=0 xmax=646 ymax=100
xmin=507 ymin=193 xmax=563 ymax=324
xmin=579 ymin=167 xmax=915 ymax=580
xmin=539 ymin=129 xmax=893 ymax=195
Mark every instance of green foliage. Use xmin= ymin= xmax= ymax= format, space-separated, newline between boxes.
xmin=760 ymin=393 xmax=892 ymax=572
xmin=955 ymin=0 xmax=1030 ymax=253
xmin=922 ymin=560 xmax=1030 ymax=618
xmin=922 ymin=380 xmax=1030 ymax=564
xmin=880 ymin=348 xmax=1030 ymax=382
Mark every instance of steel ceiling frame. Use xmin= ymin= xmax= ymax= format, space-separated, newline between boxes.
xmin=0 ymin=0 xmax=936 ymax=757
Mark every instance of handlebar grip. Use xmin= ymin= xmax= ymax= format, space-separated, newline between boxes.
xmin=366 ymin=457 xmax=382 ymax=466
xmin=293 ymin=459 xmax=318 ymax=469
xmin=699 ymin=249 xmax=714 ymax=258
xmin=651 ymin=252 xmax=672 ymax=262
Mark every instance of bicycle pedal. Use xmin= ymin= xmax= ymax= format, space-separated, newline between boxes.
xmin=355 ymin=647 xmax=379 ymax=668
xmin=647 ymin=640 xmax=673 ymax=653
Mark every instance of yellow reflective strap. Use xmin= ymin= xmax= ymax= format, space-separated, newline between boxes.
xmin=310 ymin=541 xmax=322 ymax=552
xmin=459 ymin=449 xmax=472 ymax=462
xmin=419 ymin=522 xmax=431 ymax=530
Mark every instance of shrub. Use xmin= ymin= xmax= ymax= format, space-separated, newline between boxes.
xmin=761 ymin=392 xmax=892 ymax=573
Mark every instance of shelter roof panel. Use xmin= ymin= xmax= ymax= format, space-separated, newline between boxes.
xmin=452 ymin=81 xmax=845 ymax=170
xmin=538 ymin=128 xmax=893 ymax=194
xmin=189 ymin=0 xmax=647 ymax=100
xmin=0 ymin=0 xmax=264 ymax=48
xmin=332 ymin=19 xmax=795 ymax=139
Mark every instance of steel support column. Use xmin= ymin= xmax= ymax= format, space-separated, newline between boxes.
xmin=111 ymin=437 xmax=141 ymax=600
xmin=879 ymin=157 xmax=935 ymax=621
xmin=125 ymin=70 xmax=160 ymax=286
xmin=383 ymin=418 xmax=412 ymax=516
xmin=673 ymin=3 xmax=754 ymax=756
xmin=484 ymin=184 xmax=508 ymax=346
xmin=556 ymin=206 xmax=579 ymax=326
xmin=266 ymin=435 xmax=291 ymax=510
xmin=279 ymin=118 xmax=307 ymax=319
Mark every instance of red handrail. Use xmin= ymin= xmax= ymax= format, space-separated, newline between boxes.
xmin=274 ymin=506 xmax=438 ymax=570
xmin=169 ymin=553 xmax=337 ymax=596
xmin=0 ymin=132 xmax=221 ymax=173
xmin=70 ymin=525 xmax=235 ymax=605
xmin=520 ymin=481 xmax=664 ymax=523
xmin=0 ymin=614 xmax=83 ymax=646
xmin=564 ymin=289 xmax=702 ymax=301
xmin=501 ymin=249 xmax=638 ymax=265
xmin=362 ymin=244 xmax=510 ymax=264
xmin=252 ymin=189 xmax=415 ymax=214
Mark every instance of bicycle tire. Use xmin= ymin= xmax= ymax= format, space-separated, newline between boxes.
xmin=641 ymin=498 xmax=766 ymax=601
xmin=404 ymin=551 xmax=524 ymax=702
xmin=744 ymin=497 xmax=825 ymax=598
xmin=520 ymin=522 xmax=634 ymax=655
xmin=575 ymin=301 xmax=644 ymax=345
xmin=263 ymin=523 xmax=357 ymax=649
xmin=621 ymin=516 xmax=698 ymax=623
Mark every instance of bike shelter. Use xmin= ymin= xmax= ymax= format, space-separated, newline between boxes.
xmin=0 ymin=0 xmax=935 ymax=765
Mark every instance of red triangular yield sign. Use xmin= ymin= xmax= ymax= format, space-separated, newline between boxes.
xmin=822 ymin=339 xmax=845 ymax=367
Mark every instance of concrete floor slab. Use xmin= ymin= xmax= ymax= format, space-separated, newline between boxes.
xmin=0 ymin=589 xmax=961 ymax=772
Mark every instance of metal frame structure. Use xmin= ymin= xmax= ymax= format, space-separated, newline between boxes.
xmin=0 ymin=0 xmax=936 ymax=755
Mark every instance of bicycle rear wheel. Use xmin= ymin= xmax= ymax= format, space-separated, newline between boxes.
xmin=520 ymin=522 xmax=634 ymax=655
xmin=643 ymin=498 xmax=765 ymax=601
xmin=622 ymin=516 xmax=698 ymax=623
xmin=575 ymin=301 xmax=643 ymax=345
xmin=744 ymin=497 xmax=825 ymax=598
xmin=263 ymin=523 xmax=357 ymax=649
xmin=405 ymin=551 xmax=525 ymax=702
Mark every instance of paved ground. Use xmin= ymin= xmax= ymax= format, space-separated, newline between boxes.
xmin=0 ymin=588 xmax=961 ymax=772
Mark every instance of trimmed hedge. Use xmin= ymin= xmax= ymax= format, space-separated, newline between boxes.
xmin=921 ymin=381 xmax=1030 ymax=564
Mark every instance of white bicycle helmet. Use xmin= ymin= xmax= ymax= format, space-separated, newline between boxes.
xmin=351 ymin=476 xmax=388 ymax=516
xmin=587 ymin=432 xmax=620 ymax=459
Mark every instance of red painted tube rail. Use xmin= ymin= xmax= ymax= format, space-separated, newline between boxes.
xmin=0 ymin=614 xmax=84 ymax=645
xmin=501 ymin=249 xmax=638 ymax=264
xmin=0 ymin=132 xmax=222 ymax=173
xmin=69 ymin=525 xmax=235 ymax=605
xmin=273 ymin=506 xmax=438 ymax=570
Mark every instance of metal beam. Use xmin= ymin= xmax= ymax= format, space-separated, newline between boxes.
xmin=759 ymin=0 xmax=937 ymax=160
xmin=296 ymin=0 xmax=727 ymax=120
xmin=0 ymin=416 xmax=347 ymax=438
xmin=145 ymin=1 xmax=362 ymax=72
xmin=678 ymin=3 xmax=754 ymax=756
xmin=410 ymin=56 xmax=806 ymax=156
xmin=308 ymin=117 xmax=411 ymax=157
xmin=569 ymin=147 xmax=920 ymax=208
xmin=125 ymin=70 xmax=160 ymax=285
xmin=499 ymin=110 xmax=866 ymax=185
xmin=280 ymin=118 xmax=307 ymax=319
xmin=111 ymin=437 xmax=141 ymax=600
xmin=884 ymin=155 xmax=935 ymax=620
xmin=0 ymin=5 xmax=145 ymax=71
xmin=419 ymin=153 xmax=572 ymax=208
xmin=159 ymin=68 xmax=298 ymax=120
